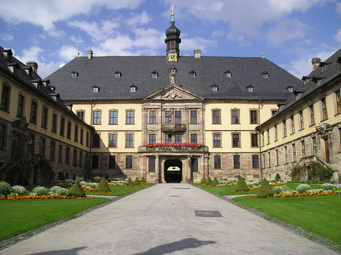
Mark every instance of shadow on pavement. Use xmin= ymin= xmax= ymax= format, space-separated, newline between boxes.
xmin=29 ymin=246 xmax=86 ymax=255
xmin=134 ymin=238 xmax=215 ymax=255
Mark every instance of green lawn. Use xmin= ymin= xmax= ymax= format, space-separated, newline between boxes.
xmin=232 ymin=195 xmax=341 ymax=247
xmin=83 ymin=183 xmax=154 ymax=196
xmin=0 ymin=198 xmax=110 ymax=242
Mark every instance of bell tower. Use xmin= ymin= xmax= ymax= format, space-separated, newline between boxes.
xmin=165 ymin=6 xmax=181 ymax=62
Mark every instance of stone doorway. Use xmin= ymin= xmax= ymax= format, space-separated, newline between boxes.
xmin=164 ymin=159 xmax=182 ymax=183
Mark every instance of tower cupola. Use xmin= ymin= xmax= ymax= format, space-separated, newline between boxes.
xmin=165 ymin=6 xmax=181 ymax=61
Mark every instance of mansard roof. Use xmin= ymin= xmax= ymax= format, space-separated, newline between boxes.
xmin=46 ymin=55 xmax=302 ymax=101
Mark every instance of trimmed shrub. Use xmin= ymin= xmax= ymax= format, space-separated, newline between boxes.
xmin=68 ymin=180 xmax=86 ymax=197
xmin=33 ymin=186 xmax=49 ymax=196
xmin=94 ymin=176 xmax=101 ymax=183
xmin=201 ymin=177 xmax=206 ymax=184
xmin=141 ymin=177 xmax=146 ymax=183
xmin=49 ymin=186 xmax=68 ymax=196
xmin=133 ymin=178 xmax=140 ymax=185
xmin=296 ymin=184 xmax=311 ymax=193
xmin=127 ymin=177 xmax=133 ymax=186
xmin=273 ymin=185 xmax=288 ymax=195
xmin=234 ymin=176 xmax=249 ymax=192
xmin=212 ymin=177 xmax=218 ymax=187
xmin=0 ymin=181 xmax=12 ymax=196
xmin=206 ymin=177 xmax=212 ymax=186
xmin=95 ymin=177 xmax=111 ymax=192
xmin=321 ymin=183 xmax=334 ymax=191
xmin=76 ymin=177 xmax=83 ymax=182
xmin=12 ymin=185 xmax=27 ymax=195
xmin=275 ymin=173 xmax=281 ymax=181
xmin=256 ymin=178 xmax=274 ymax=198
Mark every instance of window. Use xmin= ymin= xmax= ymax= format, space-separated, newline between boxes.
xmin=151 ymin=71 xmax=158 ymax=79
xmin=175 ymin=134 xmax=182 ymax=143
xmin=271 ymin=109 xmax=278 ymax=116
xmin=261 ymin=132 xmax=264 ymax=147
xmin=67 ymin=121 xmax=71 ymax=139
xmin=58 ymin=145 xmax=62 ymax=163
xmin=50 ymin=141 xmax=55 ymax=161
xmin=267 ymin=152 xmax=270 ymax=167
xmin=233 ymin=155 xmax=240 ymax=169
xmin=74 ymin=125 xmax=78 ymax=142
xmin=225 ymin=71 xmax=232 ymax=78
xmin=126 ymin=134 xmax=133 ymax=147
xmin=92 ymin=155 xmax=98 ymax=169
xmin=92 ymin=134 xmax=100 ymax=148
xmin=30 ymin=100 xmax=37 ymax=124
xmin=65 ymin=147 xmax=70 ymax=165
xmin=250 ymin=110 xmax=258 ymax=124
xmin=130 ymin=86 xmax=137 ymax=92
xmin=77 ymin=111 xmax=84 ymax=121
xmin=92 ymin=86 xmax=99 ymax=93
xmin=284 ymin=146 xmax=288 ymax=164
xmin=274 ymin=125 xmax=277 ymax=141
xmin=251 ymin=133 xmax=258 ymax=147
xmin=126 ymin=155 xmax=132 ymax=169
xmin=175 ymin=111 xmax=181 ymax=124
xmin=275 ymin=150 xmax=279 ymax=165
xmin=73 ymin=149 xmax=77 ymax=166
xmin=190 ymin=110 xmax=197 ymax=124
xmin=86 ymin=132 xmax=89 ymax=147
xmin=27 ymin=134 xmax=35 ymax=154
xmin=214 ymin=155 xmax=221 ymax=169
xmin=0 ymin=124 xmax=6 ymax=150
xmin=41 ymin=106 xmax=48 ymax=129
xmin=287 ymin=86 xmax=294 ymax=93
xmin=148 ymin=157 xmax=155 ymax=172
xmin=79 ymin=151 xmax=83 ymax=167
xmin=71 ymin=71 xmax=78 ymax=78
xmin=149 ymin=110 xmax=156 ymax=124
xmin=192 ymin=158 xmax=198 ymax=172
xmin=93 ymin=111 xmax=101 ymax=125
xmin=191 ymin=134 xmax=197 ymax=144
xmin=283 ymin=120 xmax=287 ymax=137
xmin=336 ymin=90 xmax=341 ymax=114
xmin=231 ymin=109 xmax=239 ymax=124
xmin=0 ymin=83 xmax=11 ymax=112
xmin=165 ymin=111 xmax=172 ymax=124
xmin=266 ymin=129 xmax=270 ymax=145
xmin=52 ymin=113 xmax=57 ymax=133
xmin=149 ymin=134 xmax=156 ymax=144
xmin=247 ymin=85 xmax=254 ymax=92
xmin=252 ymin=155 xmax=259 ymax=168
xmin=109 ymin=155 xmax=116 ymax=169
xmin=213 ymin=133 xmax=221 ymax=147
xmin=109 ymin=134 xmax=117 ymax=147
xmin=189 ymin=71 xmax=196 ymax=78
xmin=211 ymin=85 xmax=218 ymax=91
xmin=80 ymin=129 xmax=84 ymax=145
xmin=39 ymin=137 xmax=46 ymax=156
xmin=60 ymin=117 xmax=65 ymax=136
xmin=298 ymin=111 xmax=304 ymax=130
xmin=292 ymin=143 xmax=296 ymax=162
xmin=232 ymin=133 xmax=240 ymax=147
xmin=312 ymin=136 xmax=317 ymax=154
xmin=290 ymin=116 xmax=295 ymax=134
xmin=301 ymin=140 xmax=305 ymax=158
xmin=126 ymin=110 xmax=134 ymax=124
xmin=115 ymin=71 xmax=121 ymax=78
xmin=212 ymin=109 xmax=220 ymax=124
xmin=165 ymin=134 xmax=172 ymax=143
xmin=16 ymin=94 xmax=24 ymax=118
xmin=321 ymin=98 xmax=327 ymax=120
xmin=309 ymin=105 xmax=315 ymax=125
xmin=262 ymin=71 xmax=269 ymax=78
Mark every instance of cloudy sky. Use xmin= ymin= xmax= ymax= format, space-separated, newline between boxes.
xmin=0 ymin=0 xmax=340 ymax=79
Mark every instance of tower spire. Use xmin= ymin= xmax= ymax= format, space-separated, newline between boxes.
xmin=171 ymin=5 xmax=175 ymax=23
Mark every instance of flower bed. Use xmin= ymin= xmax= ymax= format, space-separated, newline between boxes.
xmin=249 ymin=189 xmax=341 ymax=198
xmin=146 ymin=143 xmax=202 ymax=148
xmin=230 ymin=182 xmax=286 ymax=193
xmin=0 ymin=195 xmax=93 ymax=200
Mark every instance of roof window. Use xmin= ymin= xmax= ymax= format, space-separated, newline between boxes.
xmin=71 ymin=71 xmax=78 ymax=78
xmin=189 ymin=70 xmax=196 ymax=78
xmin=211 ymin=85 xmax=219 ymax=92
xmin=225 ymin=71 xmax=232 ymax=78
xmin=92 ymin=86 xmax=99 ymax=93
xmin=115 ymin=71 xmax=122 ymax=78
xmin=130 ymin=85 xmax=137 ymax=92
xmin=170 ymin=66 xmax=177 ymax=73
xmin=262 ymin=71 xmax=269 ymax=78
xmin=247 ymin=85 xmax=254 ymax=92
xmin=151 ymin=71 xmax=158 ymax=79
xmin=286 ymin=86 xmax=294 ymax=93
xmin=320 ymin=62 xmax=330 ymax=73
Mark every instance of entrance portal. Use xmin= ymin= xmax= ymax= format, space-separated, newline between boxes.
xmin=164 ymin=159 xmax=182 ymax=183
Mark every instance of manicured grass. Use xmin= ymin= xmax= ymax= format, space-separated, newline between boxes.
xmin=84 ymin=183 xmax=154 ymax=196
xmin=232 ymin=195 xmax=341 ymax=246
xmin=0 ymin=198 xmax=110 ymax=242
xmin=192 ymin=183 xmax=258 ymax=195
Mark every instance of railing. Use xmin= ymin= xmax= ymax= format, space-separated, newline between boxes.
xmin=161 ymin=124 xmax=186 ymax=132
xmin=138 ymin=145 xmax=209 ymax=153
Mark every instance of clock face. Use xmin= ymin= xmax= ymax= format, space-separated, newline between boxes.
xmin=169 ymin=53 xmax=177 ymax=62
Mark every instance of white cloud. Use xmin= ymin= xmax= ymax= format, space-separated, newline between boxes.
xmin=0 ymin=0 xmax=143 ymax=31
xmin=68 ymin=20 xmax=119 ymax=41
xmin=1 ymin=34 xmax=14 ymax=41
xmin=266 ymin=18 xmax=310 ymax=47
xmin=212 ymin=30 xmax=224 ymax=37
xmin=126 ymin=11 xmax=151 ymax=27
xmin=70 ymin=36 xmax=84 ymax=45
xmin=226 ymin=32 xmax=251 ymax=47
xmin=38 ymin=61 xmax=61 ymax=79
xmin=18 ymin=46 xmax=43 ymax=63
xmin=337 ymin=2 xmax=341 ymax=15
xmin=180 ymin=36 xmax=217 ymax=53
xmin=95 ymin=35 xmax=136 ymax=56
xmin=334 ymin=29 xmax=341 ymax=43
xmin=59 ymin=46 xmax=80 ymax=61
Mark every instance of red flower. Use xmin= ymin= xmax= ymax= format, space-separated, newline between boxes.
xmin=299 ymin=173 xmax=302 ymax=175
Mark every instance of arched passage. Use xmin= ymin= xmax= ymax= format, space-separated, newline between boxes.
xmin=164 ymin=159 xmax=182 ymax=183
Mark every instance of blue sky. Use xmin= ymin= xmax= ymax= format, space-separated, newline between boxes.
xmin=0 ymin=0 xmax=340 ymax=79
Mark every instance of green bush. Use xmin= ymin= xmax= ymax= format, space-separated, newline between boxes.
xmin=68 ymin=180 xmax=86 ymax=197
xmin=49 ymin=186 xmax=68 ymax=196
xmin=12 ymin=185 xmax=27 ymax=195
xmin=32 ymin=186 xmax=49 ymax=196
xmin=127 ymin=177 xmax=133 ymax=186
xmin=296 ymin=184 xmax=311 ymax=193
xmin=256 ymin=178 xmax=274 ymax=198
xmin=275 ymin=173 xmax=281 ymax=181
xmin=291 ymin=162 xmax=334 ymax=182
xmin=234 ymin=176 xmax=249 ymax=192
xmin=201 ymin=177 xmax=206 ymax=184
xmin=321 ymin=183 xmax=334 ymax=191
xmin=141 ymin=177 xmax=146 ymax=183
xmin=211 ymin=177 xmax=218 ymax=187
xmin=206 ymin=177 xmax=212 ymax=186
xmin=133 ymin=178 xmax=140 ymax=185
xmin=0 ymin=181 xmax=12 ymax=197
xmin=95 ymin=177 xmax=111 ymax=192
xmin=94 ymin=176 xmax=101 ymax=183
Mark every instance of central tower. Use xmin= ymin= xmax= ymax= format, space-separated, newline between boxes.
xmin=165 ymin=6 xmax=181 ymax=62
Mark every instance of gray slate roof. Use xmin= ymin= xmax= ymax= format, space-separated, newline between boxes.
xmin=46 ymin=55 xmax=302 ymax=101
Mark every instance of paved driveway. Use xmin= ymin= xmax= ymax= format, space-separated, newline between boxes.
xmin=0 ymin=184 xmax=338 ymax=255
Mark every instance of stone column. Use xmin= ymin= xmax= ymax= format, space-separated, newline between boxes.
xmin=142 ymin=107 xmax=148 ymax=145
xmin=183 ymin=107 xmax=189 ymax=142
xmin=161 ymin=158 xmax=166 ymax=183
xmin=187 ymin=156 xmax=192 ymax=182
xmin=155 ymin=155 xmax=160 ymax=183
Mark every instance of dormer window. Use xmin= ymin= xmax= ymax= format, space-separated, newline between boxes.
xmin=6 ymin=63 xmax=19 ymax=74
xmin=320 ymin=62 xmax=330 ymax=73
xmin=151 ymin=71 xmax=158 ymax=79
xmin=71 ymin=71 xmax=78 ymax=78
xmin=287 ymin=86 xmax=294 ymax=93
xmin=247 ymin=85 xmax=254 ymax=92
xmin=115 ymin=71 xmax=122 ymax=78
xmin=211 ymin=85 xmax=219 ymax=92
xmin=92 ymin=86 xmax=99 ymax=93
xmin=312 ymin=77 xmax=323 ymax=87
xmin=189 ymin=70 xmax=196 ymax=78
xmin=130 ymin=85 xmax=137 ymax=92
xmin=49 ymin=86 xmax=56 ymax=92
xmin=170 ymin=66 xmax=177 ymax=73
xmin=225 ymin=71 xmax=232 ymax=78
xmin=302 ymin=76 xmax=310 ymax=86
xmin=262 ymin=71 xmax=269 ymax=78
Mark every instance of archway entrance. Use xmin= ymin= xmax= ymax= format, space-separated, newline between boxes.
xmin=164 ymin=159 xmax=182 ymax=183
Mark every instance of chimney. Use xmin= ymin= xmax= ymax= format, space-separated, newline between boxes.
xmin=311 ymin=58 xmax=321 ymax=71
xmin=194 ymin=49 xmax=201 ymax=59
xmin=26 ymin=61 xmax=38 ymax=73
xmin=88 ymin=50 xmax=93 ymax=59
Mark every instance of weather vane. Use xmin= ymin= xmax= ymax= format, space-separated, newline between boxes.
xmin=171 ymin=5 xmax=175 ymax=22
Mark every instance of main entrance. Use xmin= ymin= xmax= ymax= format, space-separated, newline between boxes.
xmin=164 ymin=159 xmax=182 ymax=183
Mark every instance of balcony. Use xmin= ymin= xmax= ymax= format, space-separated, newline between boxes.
xmin=161 ymin=124 xmax=186 ymax=132
xmin=138 ymin=144 xmax=209 ymax=153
